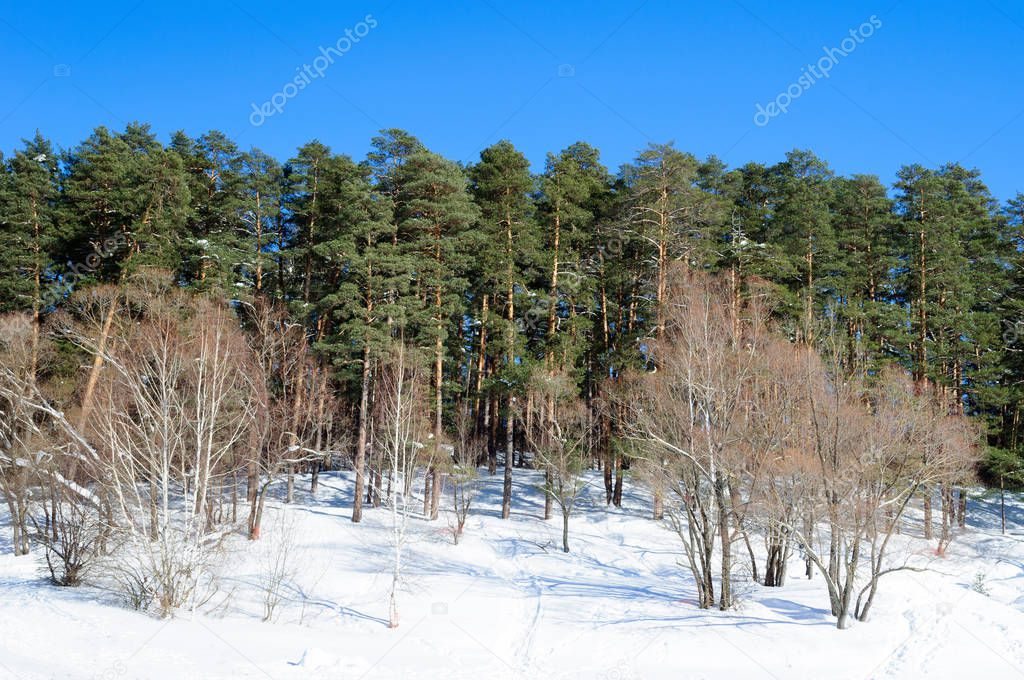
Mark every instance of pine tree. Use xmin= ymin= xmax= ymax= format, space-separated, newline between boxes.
xmin=364 ymin=129 xmax=424 ymax=199
xmin=171 ymin=130 xmax=249 ymax=295
xmin=238 ymin=149 xmax=283 ymax=297
xmin=718 ymin=162 xmax=798 ymax=322
xmin=286 ymin=141 xmax=334 ymax=322
xmin=831 ymin=174 xmax=899 ymax=374
xmin=363 ymin=129 xmax=425 ymax=331
xmin=315 ymin=156 xmax=395 ymax=522
xmin=536 ymin=142 xmax=609 ymax=372
xmin=894 ymin=163 xmax=996 ymax=396
xmin=64 ymin=124 xmax=190 ymax=279
xmin=768 ymin=150 xmax=835 ymax=341
xmin=894 ymin=162 xmax=998 ymax=535
xmin=395 ymin=150 xmax=479 ymax=519
xmin=535 ymin=142 xmax=609 ymax=518
xmin=993 ymin=193 xmax=1024 ymax=462
xmin=627 ymin=143 xmax=719 ymax=337
xmin=942 ymin=165 xmax=1004 ymax=408
xmin=469 ymin=140 xmax=537 ymax=520
xmin=1 ymin=121 xmax=1018 ymax=533
xmin=0 ymin=132 xmax=63 ymax=376
xmin=588 ymin=174 xmax=639 ymax=507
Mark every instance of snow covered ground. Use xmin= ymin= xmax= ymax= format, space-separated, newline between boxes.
xmin=1 ymin=470 xmax=1023 ymax=679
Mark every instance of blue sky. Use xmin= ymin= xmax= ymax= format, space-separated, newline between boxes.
xmin=2 ymin=0 xmax=1022 ymax=200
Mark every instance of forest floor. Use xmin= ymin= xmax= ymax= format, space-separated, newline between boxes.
xmin=1 ymin=469 xmax=1023 ymax=679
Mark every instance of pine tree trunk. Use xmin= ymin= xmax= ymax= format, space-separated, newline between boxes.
xmin=487 ymin=397 xmax=498 ymax=475
xmin=502 ymin=403 xmax=514 ymax=520
xmin=613 ymin=454 xmax=623 ymax=508
xmin=544 ymin=467 xmax=553 ymax=520
xmin=302 ymin=164 xmax=319 ymax=305
xmin=427 ymin=285 xmax=444 ymax=521
xmin=562 ymin=510 xmax=570 ymax=553
xmin=254 ymin=192 xmax=264 ymax=294
xmin=312 ymin=404 xmax=327 ymax=496
xmin=804 ymin=233 xmax=814 ymax=344
xmin=501 ymin=235 xmax=516 ymax=519
xmin=916 ymin=219 xmax=928 ymax=384
xmin=603 ymin=451 xmax=613 ymax=505
xmin=958 ymin=488 xmax=967 ymax=528
xmin=474 ymin=294 xmax=489 ymax=431
xmin=546 ymin=211 xmax=560 ymax=352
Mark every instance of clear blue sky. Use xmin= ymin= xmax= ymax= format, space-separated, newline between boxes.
xmin=2 ymin=0 xmax=1022 ymax=200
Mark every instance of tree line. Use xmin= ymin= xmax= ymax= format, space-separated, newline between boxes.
xmin=0 ymin=123 xmax=1013 ymax=626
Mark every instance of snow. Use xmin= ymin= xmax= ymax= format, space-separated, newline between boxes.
xmin=1 ymin=471 xmax=1023 ymax=679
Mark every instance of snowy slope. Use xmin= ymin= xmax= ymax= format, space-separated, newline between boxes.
xmin=1 ymin=470 xmax=1023 ymax=679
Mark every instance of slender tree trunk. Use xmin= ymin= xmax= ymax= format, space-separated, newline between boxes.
xmin=310 ymin=392 xmax=326 ymax=496
xmin=5 ymin=491 xmax=26 ymax=556
xmin=353 ymin=345 xmax=372 ymax=523
xmin=546 ymin=211 xmax=560 ymax=353
xmin=650 ymin=214 xmax=669 ymax=521
xmin=426 ymin=281 xmax=445 ymax=521
xmin=562 ymin=509 xmax=570 ymax=553
xmin=285 ymin=360 xmax=307 ymax=506
xmin=804 ymin=233 xmax=814 ymax=344
xmin=957 ymin=488 xmax=967 ymax=529
xmin=423 ymin=473 xmax=433 ymax=518
xmin=254 ymin=192 xmax=264 ymax=294
xmin=916 ymin=214 xmax=928 ymax=384
xmin=716 ymin=476 xmax=732 ymax=610
xmin=474 ymin=294 xmax=489 ymax=426
xmin=923 ymin=493 xmax=933 ymax=540
xmin=804 ymin=511 xmax=814 ymax=578
xmin=544 ymin=468 xmax=554 ymax=520
xmin=149 ymin=479 xmax=158 ymax=540
xmin=302 ymin=163 xmax=319 ymax=305
xmin=487 ymin=397 xmax=498 ymax=474
xmin=502 ymin=403 xmax=514 ymax=519
xmin=247 ymin=461 xmax=257 ymax=504
xmin=501 ymin=224 xmax=516 ymax=519
xmin=613 ymin=453 xmax=623 ymax=507
xmin=231 ymin=470 xmax=238 ymax=523
xmin=603 ymin=451 xmax=613 ymax=505
xmin=1001 ymin=477 xmax=1006 ymax=535
xmin=78 ymin=292 xmax=119 ymax=430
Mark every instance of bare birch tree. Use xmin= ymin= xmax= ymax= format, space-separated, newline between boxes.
xmin=449 ymin=401 xmax=482 ymax=544
xmin=376 ymin=341 xmax=428 ymax=628
xmin=780 ymin=358 xmax=980 ymax=628
xmin=622 ymin=269 xmax=763 ymax=609
xmin=526 ymin=370 xmax=593 ymax=553
xmin=66 ymin=289 xmax=260 ymax=615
